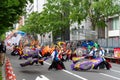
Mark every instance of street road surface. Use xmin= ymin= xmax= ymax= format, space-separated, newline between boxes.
xmin=6 ymin=54 xmax=120 ymax=80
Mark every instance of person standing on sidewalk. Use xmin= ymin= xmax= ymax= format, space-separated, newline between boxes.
xmin=0 ymin=41 xmax=6 ymax=65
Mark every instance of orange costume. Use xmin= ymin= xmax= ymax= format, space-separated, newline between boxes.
xmin=41 ymin=46 xmax=50 ymax=56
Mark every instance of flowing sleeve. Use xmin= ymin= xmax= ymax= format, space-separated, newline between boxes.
xmin=89 ymin=51 xmax=93 ymax=56
xmin=51 ymin=51 xmax=55 ymax=60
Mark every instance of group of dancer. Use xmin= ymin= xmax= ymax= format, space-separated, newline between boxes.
xmin=9 ymin=40 xmax=111 ymax=71
xmin=9 ymin=41 xmax=67 ymax=70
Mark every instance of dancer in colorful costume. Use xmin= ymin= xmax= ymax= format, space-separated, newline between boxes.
xmin=71 ymin=57 xmax=111 ymax=71
xmin=48 ymin=46 xmax=66 ymax=70
xmin=20 ymin=46 xmax=44 ymax=67
xmin=19 ymin=44 xmax=42 ymax=66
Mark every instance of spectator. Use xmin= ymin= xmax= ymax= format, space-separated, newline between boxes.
xmin=0 ymin=41 xmax=6 ymax=65
xmin=0 ymin=41 xmax=6 ymax=53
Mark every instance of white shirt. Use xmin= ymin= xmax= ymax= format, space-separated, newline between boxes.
xmin=89 ymin=50 xmax=96 ymax=56
xmin=99 ymin=50 xmax=105 ymax=57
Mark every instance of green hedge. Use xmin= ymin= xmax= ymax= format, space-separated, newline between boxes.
xmin=0 ymin=66 xmax=2 ymax=80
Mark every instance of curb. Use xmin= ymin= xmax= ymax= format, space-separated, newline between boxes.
xmin=1 ymin=53 xmax=5 ymax=80
xmin=5 ymin=57 xmax=16 ymax=80
xmin=2 ymin=61 xmax=5 ymax=80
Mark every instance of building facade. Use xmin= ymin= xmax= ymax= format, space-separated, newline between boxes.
xmin=108 ymin=15 xmax=120 ymax=37
xmin=97 ymin=15 xmax=120 ymax=48
xmin=70 ymin=19 xmax=98 ymax=41
xmin=26 ymin=0 xmax=47 ymax=14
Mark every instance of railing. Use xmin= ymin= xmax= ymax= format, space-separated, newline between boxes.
xmin=98 ymin=37 xmax=120 ymax=48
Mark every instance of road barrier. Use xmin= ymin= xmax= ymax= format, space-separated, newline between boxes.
xmin=104 ymin=56 xmax=120 ymax=64
xmin=5 ymin=57 xmax=16 ymax=80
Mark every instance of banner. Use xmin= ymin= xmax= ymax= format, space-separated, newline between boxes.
xmin=114 ymin=48 xmax=120 ymax=58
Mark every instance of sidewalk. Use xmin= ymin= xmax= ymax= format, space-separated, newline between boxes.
xmin=0 ymin=65 xmax=2 ymax=80
xmin=2 ymin=54 xmax=17 ymax=80
xmin=0 ymin=53 xmax=6 ymax=80
xmin=1 ymin=49 xmax=16 ymax=80
xmin=2 ymin=62 xmax=5 ymax=80
xmin=0 ymin=61 xmax=5 ymax=80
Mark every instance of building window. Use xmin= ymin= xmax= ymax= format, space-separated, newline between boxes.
xmin=112 ymin=17 xmax=119 ymax=30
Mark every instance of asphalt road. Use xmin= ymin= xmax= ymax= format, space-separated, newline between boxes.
xmin=6 ymin=54 xmax=120 ymax=80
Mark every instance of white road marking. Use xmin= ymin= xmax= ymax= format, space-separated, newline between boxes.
xmin=40 ymin=75 xmax=49 ymax=80
xmin=44 ymin=62 xmax=88 ymax=80
xmin=63 ymin=70 xmax=88 ymax=80
xmin=45 ymin=61 xmax=120 ymax=80
xmin=35 ymin=75 xmax=49 ymax=80
xmin=111 ymin=69 xmax=120 ymax=74
xmin=44 ymin=61 xmax=51 ymax=65
xmin=100 ymin=73 xmax=120 ymax=80
xmin=112 ymin=66 xmax=119 ymax=69
xmin=35 ymin=76 xmax=41 ymax=80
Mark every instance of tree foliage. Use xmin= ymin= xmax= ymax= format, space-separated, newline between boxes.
xmin=0 ymin=0 xmax=33 ymax=35
xmin=20 ymin=12 xmax=46 ymax=35
xmin=43 ymin=0 xmax=70 ymax=36
xmin=21 ymin=0 xmax=120 ymax=41
xmin=44 ymin=0 xmax=71 ymax=41
xmin=22 ymin=0 xmax=71 ymax=41
xmin=70 ymin=0 xmax=120 ymax=30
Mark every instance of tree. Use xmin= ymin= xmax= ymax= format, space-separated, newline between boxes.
xmin=42 ymin=0 xmax=70 ymax=41
xmin=70 ymin=0 xmax=120 ymax=30
xmin=20 ymin=12 xmax=46 ymax=35
xmin=0 ymin=0 xmax=33 ymax=35
xmin=22 ymin=0 xmax=71 ymax=41
xmin=21 ymin=0 xmax=120 ymax=41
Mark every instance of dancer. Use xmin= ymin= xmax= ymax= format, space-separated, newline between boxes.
xmin=48 ymin=46 xmax=66 ymax=70
xmin=89 ymin=46 xmax=97 ymax=59
xmin=94 ymin=47 xmax=111 ymax=70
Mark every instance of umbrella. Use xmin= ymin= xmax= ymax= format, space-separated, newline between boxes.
xmin=16 ymin=31 xmax=26 ymax=36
